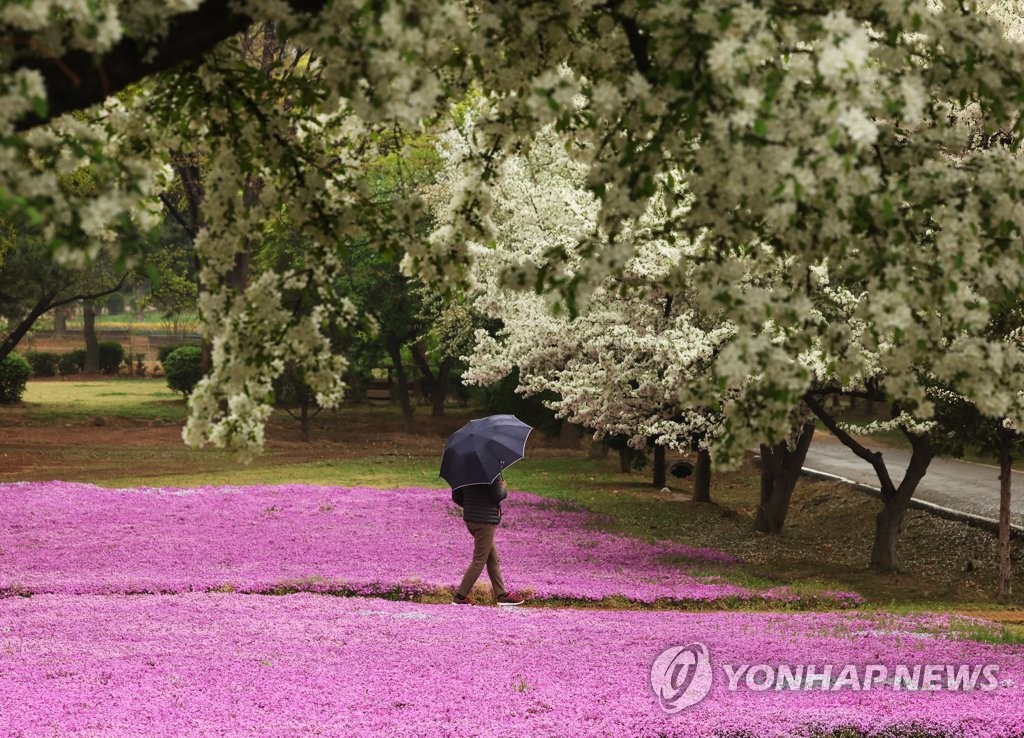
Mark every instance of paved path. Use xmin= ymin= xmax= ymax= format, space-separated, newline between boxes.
xmin=804 ymin=433 xmax=1024 ymax=531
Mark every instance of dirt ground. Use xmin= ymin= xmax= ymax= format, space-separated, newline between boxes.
xmin=0 ymin=401 xmax=579 ymax=482
xmin=956 ymin=609 xmax=1024 ymax=624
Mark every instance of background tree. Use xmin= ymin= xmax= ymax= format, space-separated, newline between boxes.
xmin=455 ymin=126 xmax=729 ymax=493
xmin=804 ymin=391 xmax=938 ymax=572
xmin=414 ymin=286 xmax=479 ymax=417
xmin=0 ymin=217 xmax=126 ymax=366
xmin=142 ymin=220 xmax=199 ymax=338
xmin=79 ymin=256 xmax=128 ymax=373
xmin=353 ymin=127 xmax=444 ymax=430
xmin=338 ymin=241 xmax=421 ymax=433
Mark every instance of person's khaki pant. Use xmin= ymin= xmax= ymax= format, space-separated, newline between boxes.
xmin=456 ymin=521 xmax=507 ymax=599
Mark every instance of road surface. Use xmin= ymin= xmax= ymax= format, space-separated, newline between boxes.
xmin=804 ymin=433 xmax=1024 ymax=531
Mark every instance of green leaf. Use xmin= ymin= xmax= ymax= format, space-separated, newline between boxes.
xmin=31 ymin=96 xmax=48 ymax=120
xmin=882 ymin=198 xmax=895 ymax=222
xmin=148 ymin=262 xmax=170 ymax=291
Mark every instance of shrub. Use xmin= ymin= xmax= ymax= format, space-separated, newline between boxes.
xmin=273 ymin=363 xmax=313 ymax=408
xmin=58 ymin=349 xmax=86 ymax=376
xmin=0 ymin=352 xmax=31 ymax=403
xmin=25 ymin=351 xmax=59 ymax=377
xmin=105 ymin=292 xmax=125 ymax=315
xmin=158 ymin=343 xmax=201 ymax=365
xmin=98 ymin=340 xmax=125 ymax=375
xmin=481 ymin=368 xmax=563 ymax=437
xmin=164 ymin=345 xmax=203 ymax=398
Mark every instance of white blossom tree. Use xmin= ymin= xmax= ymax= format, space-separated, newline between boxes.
xmin=3 ymin=0 xmax=1024 ymax=465
xmin=449 ymin=125 xmax=732 ymax=495
xmin=419 ymin=1 xmax=1024 ymax=472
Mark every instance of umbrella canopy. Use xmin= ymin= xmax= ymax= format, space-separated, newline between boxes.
xmin=440 ymin=414 xmax=533 ymax=490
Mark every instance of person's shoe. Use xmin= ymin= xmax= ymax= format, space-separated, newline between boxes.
xmin=496 ymin=593 xmax=525 ymax=606
xmin=452 ymin=593 xmax=476 ymax=605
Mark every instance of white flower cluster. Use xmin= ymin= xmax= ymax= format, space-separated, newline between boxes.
xmin=454 ymin=125 xmax=734 ymax=454
xmin=4 ymin=0 xmax=1024 ymax=456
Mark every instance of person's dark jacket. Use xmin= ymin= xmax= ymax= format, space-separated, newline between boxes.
xmin=451 ymin=479 xmax=507 ymax=524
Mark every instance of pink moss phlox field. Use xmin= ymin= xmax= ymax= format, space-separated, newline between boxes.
xmin=0 ymin=594 xmax=1020 ymax=738
xmin=0 ymin=481 xmax=857 ymax=604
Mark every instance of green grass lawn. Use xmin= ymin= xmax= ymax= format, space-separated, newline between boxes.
xmin=20 ymin=379 xmax=187 ymax=421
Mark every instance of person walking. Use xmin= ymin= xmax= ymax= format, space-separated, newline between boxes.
xmin=451 ymin=476 xmax=524 ymax=606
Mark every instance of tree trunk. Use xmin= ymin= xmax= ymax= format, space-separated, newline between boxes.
xmin=754 ymin=445 xmax=788 ymax=535
xmin=385 ymin=335 xmax=414 ymax=434
xmin=998 ymin=428 xmax=1013 ymax=604
xmin=169 ymin=153 xmax=209 ymax=376
xmin=410 ymin=341 xmax=439 ymax=410
xmin=432 ymin=356 xmax=453 ymax=417
xmin=754 ymin=422 xmax=815 ymax=535
xmin=225 ymin=174 xmax=256 ymax=291
xmin=868 ymin=437 xmax=934 ymax=572
xmin=618 ymin=448 xmax=632 ymax=473
xmin=299 ymin=393 xmax=311 ymax=442
xmin=83 ymin=299 xmax=99 ymax=373
xmin=205 ymin=177 xmax=254 ymax=405
xmin=201 ymin=342 xmax=213 ymax=376
xmin=652 ymin=445 xmax=666 ymax=488
xmin=870 ymin=504 xmax=905 ymax=573
xmin=693 ymin=448 xmax=712 ymax=503
xmin=54 ymin=307 xmax=68 ymax=337
xmin=804 ymin=392 xmax=934 ymax=572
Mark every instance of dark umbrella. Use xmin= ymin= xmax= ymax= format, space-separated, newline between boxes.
xmin=440 ymin=414 xmax=533 ymax=490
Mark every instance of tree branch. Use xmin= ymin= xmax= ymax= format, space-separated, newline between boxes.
xmin=159 ymin=192 xmax=194 ymax=238
xmin=803 ymin=391 xmax=899 ymax=499
xmin=890 ymin=430 xmax=934 ymax=508
xmin=13 ymin=0 xmax=328 ymax=131
xmin=50 ymin=272 xmax=129 ymax=309
xmin=410 ymin=340 xmax=438 ymax=386
xmin=605 ymin=1 xmax=651 ymax=77
xmin=0 ymin=291 xmax=59 ymax=362
xmin=805 ymin=386 xmax=884 ymax=401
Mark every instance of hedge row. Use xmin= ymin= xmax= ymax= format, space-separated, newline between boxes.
xmin=21 ymin=344 xmax=126 ymax=377
xmin=15 ymin=342 xmax=201 ymax=383
xmin=2 ymin=343 xmax=206 ymax=404
xmin=24 ymin=350 xmax=86 ymax=377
